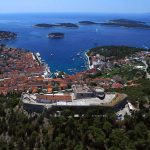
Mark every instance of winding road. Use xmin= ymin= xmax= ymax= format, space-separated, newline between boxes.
xmin=142 ymin=60 xmax=150 ymax=79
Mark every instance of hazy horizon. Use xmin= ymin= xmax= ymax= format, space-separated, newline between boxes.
xmin=0 ymin=0 xmax=150 ymax=14
xmin=0 ymin=12 xmax=150 ymax=15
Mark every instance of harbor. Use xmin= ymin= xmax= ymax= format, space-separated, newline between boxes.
xmin=34 ymin=52 xmax=51 ymax=78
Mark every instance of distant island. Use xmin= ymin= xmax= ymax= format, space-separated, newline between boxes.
xmin=58 ymin=23 xmax=79 ymax=28
xmin=34 ymin=23 xmax=58 ymax=28
xmin=101 ymin=19 xmax=150 ymax=29
xmin=48 ymin=32 xmax=64 ymax=39
xmin=79 ymin=21 xmax=98 ymax=25
xmin=35 ymin=23 xmax=79 ymax=28
xmin=0 ymin=31 xmax=17 ymax=40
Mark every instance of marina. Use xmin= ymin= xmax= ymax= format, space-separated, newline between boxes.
xmin=34 ymin=52 xmax=51 ymax=77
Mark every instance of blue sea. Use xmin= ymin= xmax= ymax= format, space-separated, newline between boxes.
xmin=0 ymin=13 xmax=150 ymax=74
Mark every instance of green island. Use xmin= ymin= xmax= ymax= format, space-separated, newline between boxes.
xmin=101 ymin=19 xmax=150 ymax=29
xmin=34 ymin=23 xmax=58 ymax=28
xmin=35 ymin=23 xmax=79 ymax=28
xmin=79 ymin=21 xmax=98 ymax=25
xmin=58 ymin=23 xmax=79 ymax=28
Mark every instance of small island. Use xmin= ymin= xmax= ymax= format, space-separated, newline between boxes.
xmin=34 ymin=23 xmax=59 ymax=28
xmin=35 ymin=23 xmax=79 ymax=28
xmin=48 ymin=32 xmax=64 ymax=39
xmin=57 ymin=23 xmax=79 ymax=28
xmin=101 ymin=19 xmax=150 ymax=29
xmin=0 ymin=31 xmax=17 ymax=40
xmin=79 ymin=21 xmax=98 ymax=25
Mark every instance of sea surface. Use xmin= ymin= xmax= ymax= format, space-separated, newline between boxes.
xmin=0 ymin=13 xmax=150 ymax=74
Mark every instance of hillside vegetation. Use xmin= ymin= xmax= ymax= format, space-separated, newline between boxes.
xmin=88 ymin=46 xmax=145 ymax=60
xmin=0 ymin=79 xmax=150 ymax=150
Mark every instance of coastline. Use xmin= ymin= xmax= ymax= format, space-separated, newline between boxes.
xmin=34 ymin=52 xmax=51 ymax=78
xmin=85 ymin=51 xmax=93 ymax=70
xmin=0 ymin=13 xmax=150 ymax=74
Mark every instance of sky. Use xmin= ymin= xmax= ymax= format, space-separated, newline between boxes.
xmin=0 ymin=0 xmax=150 ymax=14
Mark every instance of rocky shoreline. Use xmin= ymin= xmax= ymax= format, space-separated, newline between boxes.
xmin=0 ymin=31 xmax=17 ymax=40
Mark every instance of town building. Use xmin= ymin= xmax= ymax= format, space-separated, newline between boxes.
xmin=22 ymin=85 xmax=128 ymax=113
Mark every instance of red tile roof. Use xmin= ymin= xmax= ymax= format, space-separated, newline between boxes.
xmin=37 ymin=94 xmax=72 ymax=101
